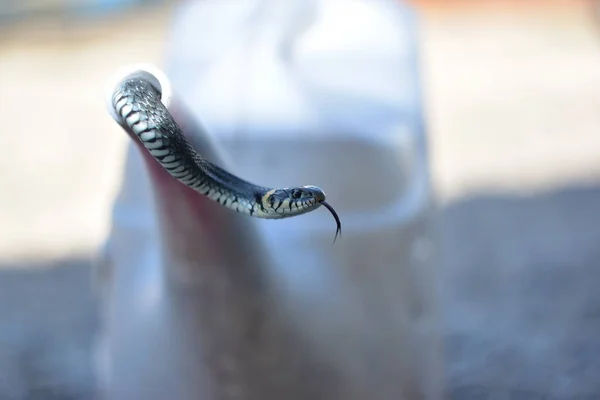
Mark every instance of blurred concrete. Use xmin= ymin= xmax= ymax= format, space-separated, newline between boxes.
xmin=1 ymin=1 xmax=600 ymax=399
xmin=0 ymin=259 xmax=97 ymax=399
xmin=443 ymin=185 xmax=600 ymax=398
xmin=1 ymin=183 xmax=599 ymax=398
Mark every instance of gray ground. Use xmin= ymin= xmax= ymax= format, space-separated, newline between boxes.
xmin=442 ymin=185 xmax=600 ymax=399
xmin=1 ymin=183 xmax=600 ymax=398
xmin=0 ymin=260 xmax=97 ymax=400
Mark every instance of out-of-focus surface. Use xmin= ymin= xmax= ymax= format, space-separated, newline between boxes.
xmin=422 ymin=2 xmax=600 ymax=396
xmin=1 ymin=0 xmax=600 ymax=398
xmin=0 ymin=5 xmax=171 ymax=262
xmin=421 ymin=0 xmax=600 ymax=199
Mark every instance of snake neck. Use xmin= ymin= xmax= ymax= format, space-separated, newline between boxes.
xmin=140 ymin=144 xmax=267 ymax=272
xmin=198 ymin=161 xmax=273 ymax=218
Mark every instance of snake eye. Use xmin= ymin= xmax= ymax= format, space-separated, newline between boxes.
xmin=292 ymin=189 xmax=302 ymax=199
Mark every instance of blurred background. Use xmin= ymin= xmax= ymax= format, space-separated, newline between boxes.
xmin=1 ymin=0 xmax=600 ymax=398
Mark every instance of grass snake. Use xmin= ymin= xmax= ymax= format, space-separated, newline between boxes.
xmin=111 ymin=77 xmax=341 ymax=242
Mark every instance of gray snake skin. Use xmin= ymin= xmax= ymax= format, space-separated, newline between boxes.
xmin=111 ymin=77 xmax=341 ymax=241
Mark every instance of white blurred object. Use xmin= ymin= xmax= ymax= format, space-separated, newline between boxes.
xmin=96 ymin=0 xmax=443 ymax=399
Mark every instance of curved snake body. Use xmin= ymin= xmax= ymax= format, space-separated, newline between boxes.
xmin=112 ymin=78 xmax=341 ymax=241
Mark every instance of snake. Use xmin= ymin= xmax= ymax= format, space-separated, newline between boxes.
xmin=111 ymin=77 xmax=341 ymax=242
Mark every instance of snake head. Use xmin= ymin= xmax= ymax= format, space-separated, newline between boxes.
xmin=263 ymin=185 xmax=325 ymax=216
xmin=262 ymin=185 xmax=341 ymax=243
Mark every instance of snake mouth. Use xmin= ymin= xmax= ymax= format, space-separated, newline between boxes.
xmin=320 ymin=201 xmax=342 ymax=244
